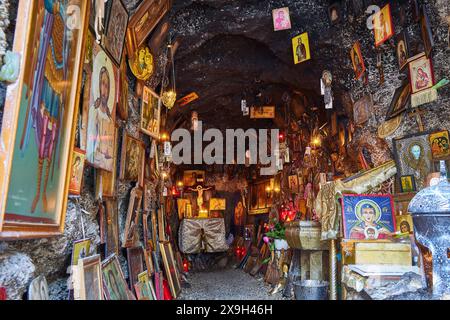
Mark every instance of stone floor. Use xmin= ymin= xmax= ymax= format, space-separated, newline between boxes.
xmin=178 ymin=268 xmax=288 ymax=300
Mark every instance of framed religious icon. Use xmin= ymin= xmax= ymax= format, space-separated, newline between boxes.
xmin=117 ymin=52 xmax=129 ymax=120
xmin=292 ymin=32 xmax=311 ymax=64
xmin=0 ymin=0 xmax=90 ymax=239
xmin=72 ymin=239 xmax=91 ymax=266
xmin=341 ymin=194 xmax=396 ymax=240
xmin=122 ymin=187 xmax=143 ymax=248
xmin=408 ymin=53 xmax=434 ymax=94
xmin=74 ymin=254 xmax=103 ymax=300
xmin=272 ymin=7 xmax=291 ymax=31
xmin=95 ymin=126 xmax=119 ymax=198
xmin=250 ymin=106 xmax=276 ymax=119
xmin=104 ymin=200 xmax=120 ymax=256
xmin=328 ymin=2 xmax=342 ymax=25
xmin=350 ymin=42 xmax=366 ymax=80
xmin=385 ymin=82 xmax=411 ymax=121
xmin=69 ymin=148 xmax=86 ymax=196
xmin=400 ymin=175 xmax=416 ymax=193
xmin=395 ymin=31 xmax=410 ymax=71
xmin=102 ymin=0 xmax=129 ymax=66
xmin=140 ymin=86 xmax=161 ymax=139
xmin=420 ymin=10 xmax=434 ymax=58
xmin=119 ymin=133 xmax=145 ymax=185
xmin=102 ymin=254 xmax=133 ymax=300
xmin=143 ymin=247 xmax=155 ymax=275
xmin=393 ymin=131 xmax=433 ymax=190
xmin=396 ymin=214 xmax=414 ymax=234
xmin=183 ymin=170 xmax=205 ymax=187
xmin=288 ymin=175 xmax=299 ymax=193
xmin=126 ymin=0 xmax=171 ymax=55
xmin=160 ymin=241 xmax=182 ymax=299
xmin=127 ymin=246 xmax=144 ymax=293
xmin=209 ymin=198 xmax=226 ymax=211
xmin=249 ymin=180 xmax=272 ymax=215
xmin=353 ymin=95 xmax=373 ymax=125
xmin=86 ymin=41 xmax=118 ymax=172
xmin=429 ymin=130 xmax=450 ymax=160
xmin=373 ymin=4 xmax=394 ymax=47
xmin=134 ymin=274 xmax=156 ymax=300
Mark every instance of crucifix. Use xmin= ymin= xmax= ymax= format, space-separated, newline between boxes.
xmin=188 ymin=185 xmax=212 ymax=210
xmin=408 ymin=108 xmax=426 ymax=132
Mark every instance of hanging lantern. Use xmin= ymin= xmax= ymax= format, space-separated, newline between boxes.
xmin=161 ymin=90 xmax=177 ymax=109
xmin=161 ymin=42 xmax=177 ymax=109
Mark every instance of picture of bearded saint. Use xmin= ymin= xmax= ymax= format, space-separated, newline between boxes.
xmin=403 ymin=142 xmax=430 ymax=190
xmin=20 ymin=0 xmax=70 ymax=213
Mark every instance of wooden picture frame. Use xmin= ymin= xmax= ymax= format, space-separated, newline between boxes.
xmin=429 ymin=130 xmax=450 ymax=160
xmin=69 ymin=148 xmax=87 ymax=196
xmin=158 ymin=205 xmax=167 ymax=242
xmin=135 ymin=271 xmax=156 ymax=300
xmin=126 ymin=0 xmax=172 ymax=56
xmin=408 ymin=53 xmax=435 ymax=94
xmin=123 ymin=187 xmax=143 ymax=248
xmin=353 ymin=95 xmax=373 ymax=126
xmin=400 ymin=175 xmax=416 ymax=193
xmin=119 ymin=133 xmax=145 ymax=186
xmin=395 ymin=31 xmax=411 ymax=71
xmin=72 ymin=238 xmax=91 ymax=266
xmin=248 ymin=180 xmax=272 ymax=215
xmin=143 ymin=247 xmax=155 ymax=275
xmin=75 ymin=254 xmax=103 ymax=300
xmin=95 ymin=126 xmax=119 ymax=199
xmin=373 ymin=3 xmax=394 ymax=47
xmin=420 ymin=9 xmax=434 ymax=58
xmin=127 ymin=246 xmax=144 ymax=294
xmin=385 ymin=82 xmax=411 ymax=121
xmin=140 ymin=86 xmax=161 ymax=139
xmin=159 ymin=241 xmax=181 ymax=299
xmin=104 ymin=200 xmax=120 ymax=256
xmin=209 ymin=198 xmax=226 ymax=211
xmin=272 ymin=7 xmax=292 ymax=31
xmin=102 ymin=254 xmax=133 ymax=300
xmin=350 ymin=42 xmax=366 ymax=80
xmin=102 ymin=0 xmax=129 ymax=66
xmin=117 ymin=51 xmax=129 ymax=120
xmin=0 ymin=0 xmax=90 ymax=239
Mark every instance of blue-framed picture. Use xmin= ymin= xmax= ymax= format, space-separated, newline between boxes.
xmin=341 ymin=194 xmax=396 ymax=240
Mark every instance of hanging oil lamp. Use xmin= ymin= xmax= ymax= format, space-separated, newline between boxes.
xmin=161 ymin=42 xmax=177 ymax=109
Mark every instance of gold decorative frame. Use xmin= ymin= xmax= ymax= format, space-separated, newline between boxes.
xmin=159 ymin=241 xmax=181 ymax=298
xmin=0 ymin=0 xmax=90 ymax=239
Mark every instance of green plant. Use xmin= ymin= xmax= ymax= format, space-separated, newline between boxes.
xmin=265 ymin=222 xmax=286 ymax=240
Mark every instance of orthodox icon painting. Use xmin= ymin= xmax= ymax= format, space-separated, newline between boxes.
xmin=420 ymin=10 xmax=434 ymax=58
xmin=341 ymin=194 xmax=396 ymax=240
xmin=408 ymin=53 xmax=434 ymax=94
xmin=75 ymin=255 xmax=103 ymax=300
xmin=95 ymin=126 xmax=118 ymax=198
xmin=102 ymin=254 xmax=133 ymax=300
xmin=353 ymin=95 xmax=373 ymax=125
xmin=117 ymin=52 xmax=129 ymax=120
xmin=209 ymin=198 xmax=226 ymax=211
xmin=120 ymin=133 xmax=145 ymax=184
xmin=105 ymin=200 xmax=119 ymax=256
xmin=292 ymin=32 xmax=311 ymax=64
xmin=127 ymin=246 xmax=144 ymax=294
xmin=69 ymin=148 xmax=86 ymax=196
xmin=135 ymin=271 xmax=156 ymax=300
xmin=400 ymin=175 xmax=416 ymax=193
xmin=86 ymin=41 xmax=117 ymax=172
xmin=272 ymin=7 xmax=291 ymax=31
xmin=395 ymin=31 xmax=410 ymax=71
xmin=350 ymin=42 xmax=366 ymax=80
xmin=429 ymin=130 xmax=450 ymax=160
xmin=393 ymin=131 xmax=433 ymax=190
xmin=396 ymin=214 xmax=414 ymax=234
xmin=385 ymin=82 xmax=411 ymax=121
xmin=288 ymin=175 xmax=299 ymax=193
xmin=140 ymin=86 xmax=161 ymax=139
xmin=373 ymin=4 xmax=394 ymax=47
xmin=102 ymin=0 xmax=129 ymax=66
xmin=182 ymin=170 xmax=205 ymax=187
xmin=0 ymin=0 xmax=90 ymax=239
xmin=72 ymin=239 xmax=91 ymax=266
xmin=250 ymin=106 xmax=276 ymax=119
xmin=328 ymin=2 xmax=342 ymax=25
xmin=123 ymin=187 xmax=143 ymax=248
xmin=160 ymin=241 xmax=182 ymax=299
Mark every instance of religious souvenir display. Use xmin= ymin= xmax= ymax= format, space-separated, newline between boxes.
xmin=129 ymin=46 xmax=154 ymax=81
xmin=395 ymin=31 xmax=410 ymax=71
xmin=160 ymin=241 xmax=182 ymax=299
xmin=400 ymin=175 xmax=416 ymax=193
xmin=292 ymin=32 xmax=311 ymax=64
xmin=95 ymin=127 xmax=119 ymax=198
xmin=105 ymin=200 xmax=120 ymax=256
xmin=420 ymin=9 xmax=434 ymax=58
xmin=429 ymin=130 xmax=450 ymax=160
xmin=250 ymin=106 xmax=276 ymax=119
xmin=102 ymin=254 xmax=133 ymax=300
xmin=74 ymin=255 xmax=103 ymax=300
xmin=123 ymin=187 xmax=143 ymax=248
xmin=102 ymin=0 xmax=129 ymax=66
xmin=408 ymin=53 xmax=435 ymax=94
xmin=373 ymin=4 xmax=394 ymax=47
xmin=385 ymin=82 xmax=411 ymax=121
xmin=328 ymin=2 xmax=341 ymax=25
xmin=341 ymin=194 xmax=396 ymax=240
xmin=353 ymin=95 xmax=373 ymax=125
xmin=127 ymin=247 xmax=145 ymax=293
xmin=126 ymin=0 xmax=171 ymax=55
xmin=350 ymin=42 xmax=365 ymax=80
xmin=120 ymin=133 xmax=145 ymax=185
xmin=209 ymin=198 xmax=226 ymax=211
xmin=140 ymin=86 xmax=161 ymax=139
xmin=72 ymin=239 xmax=91 ymax=266
xmin=69 ymin=148 xmax=86 ymax=196
xmin=393 ymin=131 xmax=434 ymax=190
xmin=396 ymin=215 xmax=414 ymax=234
xmin=272 ymin=7 xmax=291 ymax=31
xmin=28 ymin=276 xmax=49 ymax=300
xmin=183 ymin=170 xmax=205 ymax=187
xmin=86 ymin=41 xmax=118 ymax=172
xmin=0 ymin=0 xmax=89 ymax=239
xmin=177 ymin=92 xmax=199 ymax=107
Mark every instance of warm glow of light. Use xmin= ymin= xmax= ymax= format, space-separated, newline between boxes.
xmin=162 ymin=90 xmax=177 ymax=109
xmin=312 ymin=136 xmax=321 ymax=146
xmin=177 ymin=181 xmax=184 ymax=187
xmin=160 ymin=132 xmax=170 ymax=141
